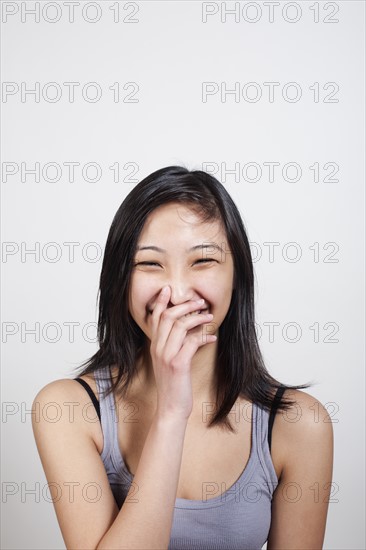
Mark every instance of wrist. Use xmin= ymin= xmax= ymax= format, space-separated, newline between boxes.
xmin=154 ymin=411 xmax=189 ymax=431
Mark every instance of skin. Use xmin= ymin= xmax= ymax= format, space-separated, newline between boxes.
xmin=127 ymin=201 xmax=235 ymax=411
xmin=125 ymin=201 xmax=334 ymax=548
xmin=32 ymin=202 xmax=333 ymax=549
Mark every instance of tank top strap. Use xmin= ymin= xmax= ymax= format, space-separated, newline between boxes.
xmin=94 ymin=367 xmax=118 ymax=464
xmin=254 ymin=402 xmax=280 ymax=492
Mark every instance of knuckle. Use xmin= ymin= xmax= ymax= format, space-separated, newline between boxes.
xmin=161 ymin=309 xmax=172 ymax=321
xmin=170 ymin=358 xmax=183 ymax=370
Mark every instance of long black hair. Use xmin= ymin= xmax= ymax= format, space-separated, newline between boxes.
xmin=71 ymin=165 xmax=314 ymax=432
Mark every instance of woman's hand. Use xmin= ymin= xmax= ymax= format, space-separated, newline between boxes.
xmin=149 ymin=285 xmax=216 ymax=421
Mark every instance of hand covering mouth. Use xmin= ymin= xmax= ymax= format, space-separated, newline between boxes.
xmin=184 ymin=308 xmax=208 ymax=316
xmin=147 ymin=305 xmax=209 ymax=315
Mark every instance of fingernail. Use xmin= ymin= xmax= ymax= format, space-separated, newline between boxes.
xmin=196 ymin=298 xmax=204 ymax=304
xmin=161 ymin=286 xmax=169 ymax=295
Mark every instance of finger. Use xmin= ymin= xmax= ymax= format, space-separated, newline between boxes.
xmin=161 ymin=298 xmax=206 ymax=320
xmin=163 ymin=315 xmax=216 ymax=365
xmin=155 ymin=298 xmax=206 ymax=344
xmin=150 ymin=286 xmax=171 ymax=341
xmin=151 ymin=293 xmax=206 ymax=352
xmin=170 ymin=331 xmax=217 ymax=369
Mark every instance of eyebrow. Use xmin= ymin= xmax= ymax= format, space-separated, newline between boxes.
xmin=136 ymin=243 xmax=224 ymax=254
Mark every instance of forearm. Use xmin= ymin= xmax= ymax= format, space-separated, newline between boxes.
xmin=97 ymin=414 xmax=187 ymax=550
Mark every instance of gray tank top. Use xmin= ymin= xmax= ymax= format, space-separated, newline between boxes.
xmin=93 ymin=367 xmax=279 ymax=550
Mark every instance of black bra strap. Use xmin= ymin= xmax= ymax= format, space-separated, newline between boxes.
xmin=268 ymin=386 xmax=286 ymax=452
xmin=74 ymin=378 xmax=101 ymax=422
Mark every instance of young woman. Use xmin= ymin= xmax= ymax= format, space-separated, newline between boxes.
xmin=32 ymin=166 xmax=333 ymax=550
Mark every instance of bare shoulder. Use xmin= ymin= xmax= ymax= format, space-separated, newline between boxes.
xmin=278 ymin=388 xmax=333 ymax=426
xmin=33 ymin=377 xmax=84 ymax=405
xmin=31 ymin=378 xmax=119 ymax=549
xmin=267 ymin=389 xmax=334 ymax=548
xmin=274 ymin=388 xmax=334 ymax=470
xmin=32 ymin=377 xmax=101 ymax=440
xmin=33 ymin=376 xmax=97 ymax=406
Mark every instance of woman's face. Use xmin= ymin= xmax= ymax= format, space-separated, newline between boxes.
xmin=128 ymin=202 xmax=235 ymax=342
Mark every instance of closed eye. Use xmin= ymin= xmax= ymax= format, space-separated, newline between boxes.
xmin=195 ymin=259 xmax=216 ymax=264
xmin=134 ymin=262 xmax=160 ymax=267
xmin=134 ymin=259 xmax=216 ymax=267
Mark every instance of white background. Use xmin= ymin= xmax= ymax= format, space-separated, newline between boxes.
xmin=1 ymin=1 xmax=365 ymax=548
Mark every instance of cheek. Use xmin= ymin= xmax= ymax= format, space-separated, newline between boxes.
xmin=209 ymin=274 xmax=233 ymax=300
xmin=128 ymin=280 xmax=140 ymax=316
xmin=129 ymin=280 xmax=152 ymax=315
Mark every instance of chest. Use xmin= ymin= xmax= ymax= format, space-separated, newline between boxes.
xmin=114 ymin=398 xmax=273 ymax=501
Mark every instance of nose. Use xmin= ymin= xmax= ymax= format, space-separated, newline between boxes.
xmin=166 ymin=285 xmax=196 ymax=308
xmin=148 ymin=284 xmax=207 ymax=314
xmin=163 ymin=279 xmax=204 ymax=309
